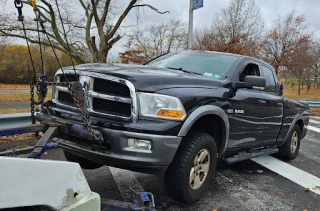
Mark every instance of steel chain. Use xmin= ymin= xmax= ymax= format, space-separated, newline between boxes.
xmin=30 ymin=81 xmax=36 ymax=124
xmin=68 ymin=84 xmax=99 ymax=140
xmin=18 ymin=0 xmax=98 ymax=141
xmin=30 ymin=79 xmax=99 ymax=140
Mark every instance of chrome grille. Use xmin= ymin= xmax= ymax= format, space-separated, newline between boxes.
xmin=57 ymin=91 xmax=73 ymax=105
xmin=92 ymin=98 xmax=131 ymax=117
xmin=60 ymin=74 xmax=78 ymax=83
xmin=93 ymin=78 xmax=130 ymax=97
xmin=52 ymin=70 xmax=137 ymax=121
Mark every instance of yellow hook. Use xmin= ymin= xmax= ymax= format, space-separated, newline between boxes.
xmin=30 ymin=0 xmax=37 ymax=10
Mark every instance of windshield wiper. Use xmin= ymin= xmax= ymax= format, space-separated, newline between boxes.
xmin=166 ymin=67 xmax=203 ymax=76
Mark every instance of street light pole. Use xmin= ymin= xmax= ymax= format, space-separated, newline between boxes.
xmin=188 ymin=0 xmax=193 ymax=50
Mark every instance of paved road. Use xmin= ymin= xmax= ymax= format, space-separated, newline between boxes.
xmin=0 ymin=102 xmax=30 ymax=109
xmin=0 ymin=89 xmax=51 ymax=109
xmin=34 ymin=116 xmax=320 ymax=211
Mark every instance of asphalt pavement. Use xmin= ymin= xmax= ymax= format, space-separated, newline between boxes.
xmin=0 ymin=89 xmax=52 ymax=94
xmin=0 ymin=102 xmax=30 ymax=109
xmin=32 ymin=116 xmax=320 ymax=211
xmin=0 ymin=89 xmax=52 ymax=109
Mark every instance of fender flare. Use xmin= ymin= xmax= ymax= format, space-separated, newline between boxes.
xmin=283 ymin=114 xmax=304 ymax=143
xmin=178 ymin=105 xmax=229 ymax=157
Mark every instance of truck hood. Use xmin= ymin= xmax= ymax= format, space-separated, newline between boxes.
xmin=74 ymin=63 xmax=221 ymax=92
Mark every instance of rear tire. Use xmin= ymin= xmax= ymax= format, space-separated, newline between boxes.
xmin=164 ymin=131 xmax=217 ymax=204
xmin=278 ymin=124 xmax=301 ymax=160
xmin=63 ymin=150 xmax=103 ymax=169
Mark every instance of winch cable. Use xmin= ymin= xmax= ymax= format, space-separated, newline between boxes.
xmin=27 ymin=0 xmax=70 ymax=84
xmin=54 ymin=0 xmax=77 ymax=77
xmin=40 ymin=0 xmax=98 ymax=140
xmin=14 ymin=0 xmax=100 ymax=141
xmin=22 ymin=21 xmax=37 ymax=77
xmin=14 ymin=0 xmax=68 ymax=125
xmin=36 ymin=17 xmax=69 ymax=83
xmin=31 ymin=0 xmax=45 ymax=75
xmin=53 ymin=0 xmax=100 ymax=141
xmin=15 ymin=0 xmax=38 ymax=124
xmin=36 ymin=20 xmax=45 ymax=75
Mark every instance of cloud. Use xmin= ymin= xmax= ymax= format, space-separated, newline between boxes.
xmin=4 ymin=0 xmax=320 ymax=57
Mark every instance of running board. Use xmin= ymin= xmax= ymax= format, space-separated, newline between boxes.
xmin=224 ymin=148 xmax=279 ymax=165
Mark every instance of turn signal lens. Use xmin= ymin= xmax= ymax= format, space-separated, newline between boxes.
xmin=157 ymin=109 xmax=185 ymax=118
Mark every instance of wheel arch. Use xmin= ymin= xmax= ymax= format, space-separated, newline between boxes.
xmin=284 ymin=114 xmax=304 ymax=143
xmin=178 ymin=105 xmax=229 ymax=158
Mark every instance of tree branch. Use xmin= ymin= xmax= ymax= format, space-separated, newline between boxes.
xmin=101 ymin=0 xmax=111 ymax=27
xmin=106 ymin=0 xmax=136 ymax=41
xmin=132 ymin=4 xmax=170 ymax=14
xmin=91 ymin=0 xmax=100 ymax=27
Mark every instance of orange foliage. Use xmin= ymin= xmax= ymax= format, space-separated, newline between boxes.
xmin=261 ymin=10 xmax=313 ymax=74
xmin=0 ymin=83 xmax=30 ymax=90
xmin=0 ymin=44 xmax=72 ymax=84
xmin=193 ymin=0 xmax=264 ymax=57
xmin=119 ymin=50 xmax=148 ymax=64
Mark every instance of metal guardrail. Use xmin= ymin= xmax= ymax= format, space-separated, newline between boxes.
xmin=0 ymin=113 xmax=33 ymax=130
xmin=300 ymin=101 xmax=320 ymax=108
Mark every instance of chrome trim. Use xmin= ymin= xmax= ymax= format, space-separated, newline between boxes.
xmin=52 ymin=99 xmax=79 ymax=111
xmin=86 ymin=108 xmax=130 ymax=118
xmin=52 ymin=68 xmax=137 ymax=121
xmin=56 ymin=86 xmax=69 ymax=92
xmin=50 ymin=106 xmax=79 ymax=116
xmin=87 ymin=91 xmax=131 ymax=104
xmin=50 ymin=107 xmax=111 ymax=123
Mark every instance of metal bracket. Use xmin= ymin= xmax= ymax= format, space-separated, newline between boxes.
xmin=28 ymin=126 xmax=58 ymax=158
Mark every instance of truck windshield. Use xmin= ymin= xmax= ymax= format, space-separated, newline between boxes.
xmin=145 ymin=51 xmax=239 ymax=80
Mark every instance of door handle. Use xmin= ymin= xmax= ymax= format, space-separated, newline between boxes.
xmin=257 ymin=100 xmax=266 ymax=105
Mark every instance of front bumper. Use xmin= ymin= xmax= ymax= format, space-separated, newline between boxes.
xmin=38 ymin=100 xmax=183 ymax=173
xmin=58 ymin=127 xmax=181 ymax=174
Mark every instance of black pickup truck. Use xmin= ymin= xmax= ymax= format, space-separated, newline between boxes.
xmin=46 ymin=50 xmax=309 ymax=204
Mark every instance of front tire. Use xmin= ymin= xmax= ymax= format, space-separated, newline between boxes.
xmin=278 ymin=124 xmax=301 ymax=160
xmin=164 ymin=131 xmax=217 ymax=204
xmin=63 ymin=150 xmax=103 ymax=169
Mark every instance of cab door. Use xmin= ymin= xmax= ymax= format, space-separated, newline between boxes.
xmin=227 ymin=61 xmax=267 ymax=149
xmin=259 ymin=65 xmax=283 ymax=145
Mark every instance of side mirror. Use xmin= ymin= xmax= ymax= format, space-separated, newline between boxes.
xmin=234 ymin=76 xmax=266 ymax=90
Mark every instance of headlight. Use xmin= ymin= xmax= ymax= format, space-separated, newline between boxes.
xmin=137 ymin=92 xmax=186 ymax=120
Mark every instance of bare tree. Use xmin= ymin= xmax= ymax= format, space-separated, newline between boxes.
xmin=0 ymin=0 xmax=168 ymax=63
xmin=194 ymin=0 xmax=264 ymax=56
xmin=0 ymin=36 xmax=9 ymax=59
xmin=193 ymin=26 xmax=218 ymax=50
xmin=120 ymin=19 xmax=187 ymax=63
xmin=261 ymin=10 xmax=312 ymax=74
xmin=310 ymin=41 xmax=320 ymax=88
xmin=285 ymin=39 xmax=314 ymax=95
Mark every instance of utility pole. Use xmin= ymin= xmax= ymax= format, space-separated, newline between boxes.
xmin=188 ymin=0 xmax=193 ymax=50
xmin=188 ymin=0 xmax=203 ymax=50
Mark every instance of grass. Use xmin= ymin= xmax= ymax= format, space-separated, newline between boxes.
xmin=283 ymin=85 xmax=320 ymax=100
xmin=0 ymin=133 xmax=37 ymax=142
xmin=310 ymin=108 xmax=320 ymax=116
xmin=0 ymin=108 xmax=31 ymax=114
xmin=0 ymin=83 xmax=30 ymax=90
xmin=0 ymin=92 xmax=52 ymax=102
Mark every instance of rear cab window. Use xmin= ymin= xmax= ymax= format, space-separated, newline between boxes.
xmin=260 ymin=65 xmax=278 ymax=95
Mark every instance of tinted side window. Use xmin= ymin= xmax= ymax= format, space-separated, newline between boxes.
xmin=261 ymin=66 xmax=277 ymax=93
xmin=239 ymin=63 xmax=260 ymax=82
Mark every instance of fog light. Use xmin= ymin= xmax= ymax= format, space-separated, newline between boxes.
xmin=128 ymin=138 xmax=152 ymax=150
